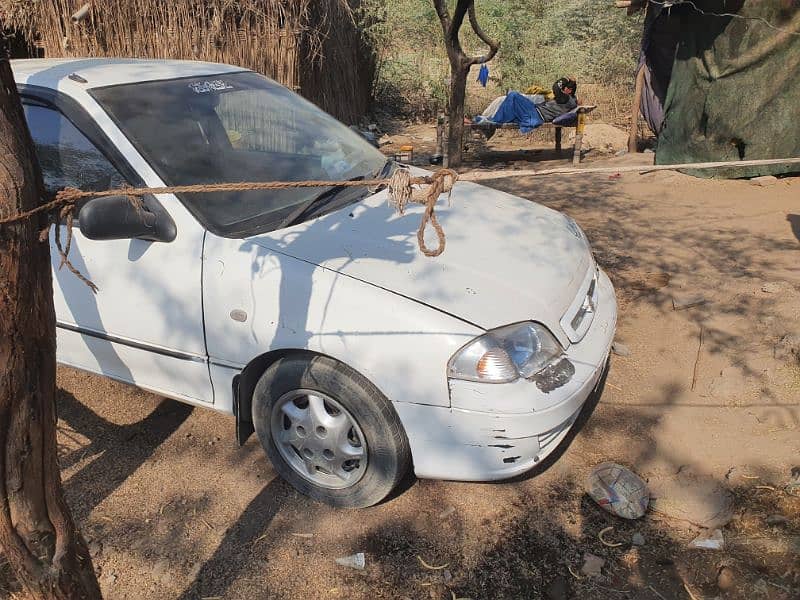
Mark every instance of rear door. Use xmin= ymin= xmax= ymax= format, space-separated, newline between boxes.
xmin=21 ymin=91 xmax=214 ymax=406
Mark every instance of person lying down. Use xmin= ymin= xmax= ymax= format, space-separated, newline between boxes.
xmin=474 ymin=77 xmax=578 ymax=133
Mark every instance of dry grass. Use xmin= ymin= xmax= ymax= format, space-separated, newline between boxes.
xmin=1 ymin=0 xmax=374 ymax=123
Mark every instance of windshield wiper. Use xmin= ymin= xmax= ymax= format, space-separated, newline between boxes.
xmin=277 ymin=175 xmax=365 ymax=230
xmin=377 ymin=158 xmax=396 ymax=179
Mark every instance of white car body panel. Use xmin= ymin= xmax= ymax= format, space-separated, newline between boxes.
xmin=398 ymin=270 xmax=616 ymax=480
xmin=12 ymin=57 xmax=243 ymax=91
xmin=20 ymin=61 xmax=218 ymax=405
xmin=13 ymin=58 xmax=618 ymax=483
xmin=203 ymin=222 xmax=481 ymax=412
xmin=243 ymin=180 xmax=592 ymax=346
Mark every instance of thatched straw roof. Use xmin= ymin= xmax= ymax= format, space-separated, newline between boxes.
xmin=1 ymin=0 xmax=374 ymax=123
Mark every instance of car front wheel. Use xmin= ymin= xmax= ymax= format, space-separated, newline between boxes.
xmin=252 ymin=354 xmax=411 ymax=508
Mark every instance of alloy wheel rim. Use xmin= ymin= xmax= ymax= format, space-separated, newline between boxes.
xmin=270 ymin=389 xmax=368 ymax=489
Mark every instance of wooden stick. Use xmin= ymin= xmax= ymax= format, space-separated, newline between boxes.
xmin=572 ymin=112 xmax=586 ymax=166
xmin=629 ymin=65 xmax=646 ymax=153
xmin=461 ymin=156 xmax=800 ymax=182
xmin=691 ymin=325 xmax=704 ymax=391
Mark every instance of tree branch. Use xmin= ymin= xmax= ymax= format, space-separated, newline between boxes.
xmin=431 ymin=0 xmax=452 ymax=37
xmin=449 ymin=0 xmax=470 ymax=56
xmin=467 ymin=3 xmax=499 ymax=65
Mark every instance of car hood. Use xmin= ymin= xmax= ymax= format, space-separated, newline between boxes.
xmin=248 ymin=180 xmax=592 ymax=346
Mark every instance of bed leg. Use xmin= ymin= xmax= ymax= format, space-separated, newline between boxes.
xmin=573 ymin=113 xmax=586 ymax=166
xmin=555 ymin=127 xmax=562 ymax=155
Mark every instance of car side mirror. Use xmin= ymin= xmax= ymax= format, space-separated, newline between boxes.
xmin=78 ymin=195 xmax=176 ymax=243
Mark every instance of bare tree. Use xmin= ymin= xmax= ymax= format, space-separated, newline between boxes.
xmin=0 ymin=50 xmax=102 ymax=598
xmin=432 ymin=0 xmax=499 ymax=168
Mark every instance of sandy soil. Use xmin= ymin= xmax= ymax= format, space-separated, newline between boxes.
xmin=2 ymin=127 xmax=799 ymax=600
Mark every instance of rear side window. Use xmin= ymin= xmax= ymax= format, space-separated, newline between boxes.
xmin=23 ymin=103 xmax=126 ymax=198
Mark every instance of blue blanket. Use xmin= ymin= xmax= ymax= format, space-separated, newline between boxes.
xmin=478 ymin=91 xmax=544 ymax=133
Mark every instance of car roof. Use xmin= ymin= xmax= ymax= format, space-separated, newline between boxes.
xmin=11 ymin=58 xmax=246 ymax=90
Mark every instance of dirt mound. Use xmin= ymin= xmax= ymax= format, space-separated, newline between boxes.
xmin=569 ymin=123 xmax=629 ymax=153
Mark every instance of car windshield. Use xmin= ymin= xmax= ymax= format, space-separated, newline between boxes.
xmin=90 ymin=71 xmax=386 ymax=237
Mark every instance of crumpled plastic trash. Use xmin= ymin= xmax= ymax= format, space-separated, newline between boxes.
xmin=586 ymin=462 xmax=650 ymax=520
xmin=689 ymin=529 xmax=724 ymax=550
xmin=335 ymin=552 xmax=365 ymax=570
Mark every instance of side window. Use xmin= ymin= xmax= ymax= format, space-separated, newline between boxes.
xmin=22 ymin=103 xmax=127 ymax=203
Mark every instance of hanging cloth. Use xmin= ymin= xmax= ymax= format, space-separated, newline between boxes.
xmin=477 ymin=64 xmax=489 ymax=87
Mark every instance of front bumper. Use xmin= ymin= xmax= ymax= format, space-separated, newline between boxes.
xmin=395 ymin=268 xmax=617 ymax=481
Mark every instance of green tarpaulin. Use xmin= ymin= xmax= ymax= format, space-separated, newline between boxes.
xmin=646 ymin=1 xmax=800 ymax=178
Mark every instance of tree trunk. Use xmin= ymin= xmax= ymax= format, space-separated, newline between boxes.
xmin=446 ymin=63 xmax=468 ymax=168
xmin=433 ymin=0 xmax=498 ymax=169
xmin=0 ymin=56 xmax=102 ymax=599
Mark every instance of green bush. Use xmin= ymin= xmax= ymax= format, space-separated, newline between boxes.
xmin=362 ymin=0 xmax=643 ymax=120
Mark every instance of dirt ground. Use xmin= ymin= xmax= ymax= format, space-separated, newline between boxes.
xmin=2 ymin=124 xmax=799 ymax=600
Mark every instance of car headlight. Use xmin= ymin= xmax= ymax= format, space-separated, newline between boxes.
xmin=448 ymin=321 xmax=565 ymax=384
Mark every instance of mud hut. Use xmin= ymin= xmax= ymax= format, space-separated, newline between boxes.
xmin=0 ymin=0 xmax=374 ymax=123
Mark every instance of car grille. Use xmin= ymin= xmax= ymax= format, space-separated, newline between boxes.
xmin=560 ymin=264 xmax=599 ymax=344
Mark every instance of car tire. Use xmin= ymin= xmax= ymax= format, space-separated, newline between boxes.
xmin=252 ymin=354 xmax=411 ymax=508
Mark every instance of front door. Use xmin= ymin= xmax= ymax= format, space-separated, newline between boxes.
xmin=22 ymin=96 xmax=214 ymax=405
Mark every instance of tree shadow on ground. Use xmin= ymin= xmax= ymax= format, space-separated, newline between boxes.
xmin=347 ymin=379 xmax=799 ymax=600
xmin=175 ymin=477 xmax=293 ymax=600
xmin=56 ymin=389 xmax=193 ymax=521
xmin=788 ymin=214 xmax=800 ymax=244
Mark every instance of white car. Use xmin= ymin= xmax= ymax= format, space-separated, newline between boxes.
xmin=14 ymin=58 xmax=616 ymax=507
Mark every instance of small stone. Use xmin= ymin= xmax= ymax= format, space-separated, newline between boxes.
xmin=88 ymin=540 xmax=103 ymax=557
xmin=632 ymin=532 xmax=646 ymax=546
xmin=612 ymin=342 xmax=631 ymax=357
xmin=643 ymin=148 xmax=654 ymax=154
xmin=689 ymin=528 xmax=724 ymax=550
xmin=580 ymin=552 xmax=605 ymax=576
xmin=614 ymin=149 xmax=628 ymax=157
xmin=761 ymin=282 xmax=783 ymax=293
xmin=442 ymin=569 xmax=452 ymax=583
xmin=672 ymin=292 xmax=708 ymax=311
xmin=750 ymin=175 xmax=778 ymax=186
xmin=378 ymin=135 xmax=392 ymax=147
xmin=766 ymin=514 xmax=789 ymax=526
xmin=717 ymin=566 xmax=735 ymax=591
